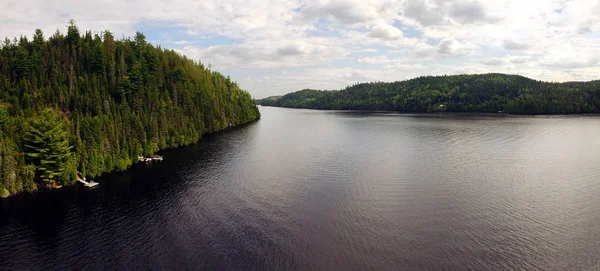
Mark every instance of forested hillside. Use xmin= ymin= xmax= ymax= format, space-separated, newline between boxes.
xmin=257 ymin=74 xmax=600 ymax=114
xmin=0 ymin=21 xmax=260 ymax=197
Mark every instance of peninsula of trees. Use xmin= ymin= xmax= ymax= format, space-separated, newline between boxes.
xmin=257 ymin=74 xmax=600 ymax=114
xmin=0 ymin=21 xmax=260 ymax=197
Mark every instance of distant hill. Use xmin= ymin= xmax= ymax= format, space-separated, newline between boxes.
xmin=255 ymin=95 xmax=282 ymax=106
xmin=256 ymin=74 xmax=600 ymax=114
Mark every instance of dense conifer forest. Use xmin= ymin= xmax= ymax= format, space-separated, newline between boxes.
xmin=0 ymin=21 xmax=260 ymax=197
xmin=257 ymin=74 xmax=600 ymax=114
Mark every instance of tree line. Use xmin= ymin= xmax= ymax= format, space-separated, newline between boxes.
xmin=257 ymin=74 xmax=600 ymax=114
xmin=0 ymin=21 xmax=260 ymax=197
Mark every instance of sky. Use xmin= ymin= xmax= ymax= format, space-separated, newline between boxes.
xmin=1 ymin=0 xmax=599 ymax=98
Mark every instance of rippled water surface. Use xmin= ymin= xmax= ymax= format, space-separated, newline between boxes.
xmin=2 ymin=107 xmax=600 ymax=270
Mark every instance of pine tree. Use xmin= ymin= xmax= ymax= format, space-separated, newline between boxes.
xmin=23 ymin=108 xmax=73 ymax=184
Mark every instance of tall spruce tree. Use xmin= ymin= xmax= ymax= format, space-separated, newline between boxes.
xmin=23 ymin=109 xmax=73 ymax=184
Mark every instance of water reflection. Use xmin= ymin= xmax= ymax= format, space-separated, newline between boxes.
xmin=1 ymin=107 xmax=600 ymax=270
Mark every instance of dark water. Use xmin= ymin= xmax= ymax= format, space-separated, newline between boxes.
xmin=2 ymin=107 xmax=600 ymax=270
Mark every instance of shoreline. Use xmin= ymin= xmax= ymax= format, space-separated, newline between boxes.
xmin=0 ymin=117 xmax=261 ymax=199
xmin=258 ymin=105 xmax=600 ymax=116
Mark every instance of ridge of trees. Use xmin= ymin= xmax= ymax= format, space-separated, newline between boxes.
xmin=0 ymin=21 xmax=260 ymax=197
xmin=256 ymin=74 xmax=600 ymax=114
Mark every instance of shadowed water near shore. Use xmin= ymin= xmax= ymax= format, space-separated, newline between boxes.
xmin=2 ymin=106 xmax=600 ymax=270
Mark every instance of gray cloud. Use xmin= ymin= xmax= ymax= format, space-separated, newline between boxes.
xmin=502 ymin=40 xmax=529 ymax=50
xmin=438 ymin=39 xmax=454 ymax=54
xmin=404 ymin=1 xmax=445 ymax=26
xmin=437 ymin=37 xmax=471 ymax=56
xmin=300 ymin=2 xmax=370 ymax=25
xmin=449 ymin=1 xmax=496 ymax=24
xmin=298 ymin=0 xmax=401 ymax=26
xmin=276 ymin=44 xmax=306 ymax=56
xmin=510 ymin=56 xmax=531 ymax=64
xmin=404 ymin=0 xmax=497 ymax=26
xmin=578 ymin=25 xmax=592 ymax=34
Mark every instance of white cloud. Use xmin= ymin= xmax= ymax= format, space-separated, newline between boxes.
xmin=437 ymin=37 xmax=474 ymax=57
xmin=509 ymin=56 xmax=531 ymax=64
xmin=383 ymin=63 xmax=425 ymax=70
xmin=298 ymin=0 xmax=402 ymax=26
xmin=541 ymin=57 xmax=599 ymax=69
xmin=481 ymin=57 xmax=509 ymax=66
xmin=358 ymin=48 xmax=378 ymax=53
xmin=358 ymin=56 xmax=393 ymax=64
xmin=163 ymin=40 xmax=192 ymax=45
xmin=0 ymin=0 xmax=599 ymax=98
xmin=178 ymin=39 xmax=351 ymax=69
xmin=367 ymin=23 xmax=405 ymax=40
xmin=482 ymin=55 xmax=535 ymax=66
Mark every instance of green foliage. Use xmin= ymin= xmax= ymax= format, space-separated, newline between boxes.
xmin=0 ymin=22 xmax=260 ymax=196
xmin=0 ymin=107 xmax=8 ymax=132
xmin=21 ymin=164 xmax=36 ymax=191
xmin=257 ymin=74 xmax=600 ymax=114
xmin=255 ymin=95 xmax=281 ymax=106
xmin=59 ymin=156 xmax=77 ymax=186
xmin=0 ymin=133 xmax=19 ymax=194
xmin=23 ymin=109 xmax=72 ymax=183
xmin=66 ymin=19 xmax=80 ymax=47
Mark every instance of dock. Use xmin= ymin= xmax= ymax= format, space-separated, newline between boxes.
xmin=77 ymin=176 xmax=99 ymax=188
xmin=149 ymin=155 xmax=163 ymax=161
xmin=138 ymin=155 xmax=163 ymax=162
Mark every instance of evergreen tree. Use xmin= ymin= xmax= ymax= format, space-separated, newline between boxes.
xmin=0 ymin=22 xmax=260 ymax=196
xmin=23 ymin=109 xmax=72 ymax=184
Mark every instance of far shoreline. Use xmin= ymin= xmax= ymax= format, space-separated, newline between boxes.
xmin=258 ymin=105 xmax=600 ymax=117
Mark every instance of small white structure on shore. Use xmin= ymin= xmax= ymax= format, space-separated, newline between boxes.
xmin=149 ymin=155 xmax=163 ymax=161
xmin=138 ymin=154 xmax=164 ymax=162
xmin=77 ymin=176 xmax=98 ymax=188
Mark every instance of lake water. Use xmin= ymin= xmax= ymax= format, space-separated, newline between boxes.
xmin=2 ymin=106 xmax=600 ymax=270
